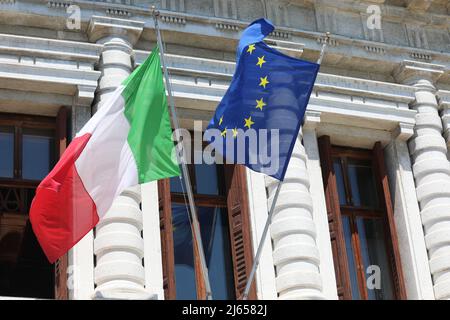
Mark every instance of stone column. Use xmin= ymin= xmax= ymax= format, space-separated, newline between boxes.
xmin=87 ymin=16 xmax=151 ymax=300
xmin=266 ymin=128 xmax=325 ymax=300
xmin=438 ymin=90 xmax=450 ymax=160
xmin=394 ymin=60 xmax=450 ymax=300
xmin=302 ymin=111 xmax=338 ymax=300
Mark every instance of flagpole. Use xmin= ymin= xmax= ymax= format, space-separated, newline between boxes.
xmin=151 ymin=6 xmax=213 ymax=300
xmin=241 ymin=31 xmax=331 ymax=301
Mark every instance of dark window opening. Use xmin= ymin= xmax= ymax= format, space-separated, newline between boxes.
xmin=0 ymin=111 xmax=67 ymax=299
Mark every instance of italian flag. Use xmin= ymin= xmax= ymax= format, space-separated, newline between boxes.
xmin=30 ymin=47 xmax=180 ymax=263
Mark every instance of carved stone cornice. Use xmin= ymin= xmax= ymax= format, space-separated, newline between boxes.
xmin=87 ymin=15 xmax=144 ymax=45
xmin=393 ymin=60 xmax=445 ymax=85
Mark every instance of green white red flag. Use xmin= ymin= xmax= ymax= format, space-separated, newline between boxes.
xmin=30 ymin=46 xmax=180 ymax=263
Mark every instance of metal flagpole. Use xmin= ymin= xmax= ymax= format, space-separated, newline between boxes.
xmin=241 ymin=31 xmax=331 ymax=300
xmin=151 ymin=6 xmax=213 ymax=300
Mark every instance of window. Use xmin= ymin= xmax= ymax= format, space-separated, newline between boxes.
xmin=0 ymin=110 xmax=67 ymax=299
xmin=158 ymin=141 xmax=256 ymax=300
xmin=318 ymin=136 xmax=406 ymax=300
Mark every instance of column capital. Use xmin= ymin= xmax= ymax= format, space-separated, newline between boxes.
xmin=393 ymin=122 xmax=415 ymax=141
xmin=393 ymin=60 xmax=445 ymax=86
xmin=303 ymin=110 xmax=321 ymax=131
xmin=87 ymin=15 xmax=145 ymax=46
xmin=73 ymin=84 xmax=97 ymax=107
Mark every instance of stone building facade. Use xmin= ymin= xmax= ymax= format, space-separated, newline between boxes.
xmin=0 ymin=0 xmax=449 ymax=300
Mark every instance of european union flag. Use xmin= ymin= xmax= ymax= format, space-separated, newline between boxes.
xmin=207 ymin=18 xmax=319 ymax=181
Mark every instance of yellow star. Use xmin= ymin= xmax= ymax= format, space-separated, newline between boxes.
xmin=259 ymin=76 xmax=269 ymax=88
xmin=221 ymin=127 xmax=227 ymax=137
xmin=232 ymin=128 xmax=238 ymax=138
xmin=256 ymin=56 xmax=266 ymax=68
xmin=244 ymin=116 xmax=254 ymax=129
xmin=247 ymin=44 xmax=256 ymax=54
xmin=219 ymin=115 xmax=223 ymax=126
xmin=255 ymin=98 xmax=266 ymax=110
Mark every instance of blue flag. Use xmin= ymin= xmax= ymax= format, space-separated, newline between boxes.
xmin=207 ymin=18 xmax=319 ymax=181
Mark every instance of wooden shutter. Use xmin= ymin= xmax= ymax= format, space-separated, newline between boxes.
xmin=372 ymin=142 xmax=407 ymax=299
xmin=224 ymin=165 xmax=256 ymax=300
xmin=318 ymin=135 xmax=352 ymax=300
xmin=158 ymin=179 xmax=177 ymax=300
xmin=54 ymin=106 xmax=68 ymax=300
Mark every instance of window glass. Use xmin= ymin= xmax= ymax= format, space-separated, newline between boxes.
xmin=333 ymin=158 xmax=347 ymax=205
xmin=199 ymin=206 xmax=235 ymax=299
xmin=357 ymin=217 xmax=395 ymax=300
xmin=22 ymin=128 xmax=55 ymax=180
xmin=195 ymin=164 xmax=220 ymax=195
xmin=172 ymin=204 xmax=197 ymax=299
xmin=347 ymin=159 xmax=378 ymax=208
xmin=0 ymin=126 xmax=14 ymax=178
xmin=342 ymin=215 xmax=361 ymax=300
xmin=170 ymin=168 xmax=186 ymax=193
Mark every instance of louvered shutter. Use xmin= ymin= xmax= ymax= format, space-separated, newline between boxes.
xmin=318 ymin=135 xmax=352 ymax=300
xmin=158 ymin=179 xmax=176 ymax=300
xmin=372 ymin=142 xmax=407 ymax=299
xmin=224 ymin=165 xmax=257 ymax=300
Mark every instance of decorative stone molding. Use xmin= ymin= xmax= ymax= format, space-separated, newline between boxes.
xmin=269 ymin=30 xmax=291 ymax=40
xmin=317 ymin=36 xmax=338 ymax=47
xmin=215 ymin=22 xmax=240 ymax=32
xmin=409 ymin=52 xmax=433 ymax=61
xmin=161 ymin=14 xmax=186 ymax=25
xmin=364 ymin=45 xmax=386 ymax=54
xmin=87 ymin=15 xmax=144 ymax=45
xmin=393 ymin=60 xmax=444 ymax=85
xmin=47 ymin=1 xmax=70 ymax=9
xmin=106 ymin=8 xmax=132 ymax=17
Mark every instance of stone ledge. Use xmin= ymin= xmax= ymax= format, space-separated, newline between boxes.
xmin=0 ymin=33 xmax=102 ymax=63
xmin=87 ymin=15 xmax=144 ymax=44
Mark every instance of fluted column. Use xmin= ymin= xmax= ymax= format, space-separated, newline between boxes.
xmin=394 ymin=60 xmax=450 ymax=299
xmin=87 ymin=16 xmax=150 ymax=299
xmin=266 ymin=128 xmax=324 ymax=300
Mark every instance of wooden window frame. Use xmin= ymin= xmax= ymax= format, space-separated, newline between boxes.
xmin=318 ymin=136 xmax=406 ymax=300
xmin=0 ymin=109 xmax=68 ymax=299
xmin=158 ymin=163 xmax=256 ymax=300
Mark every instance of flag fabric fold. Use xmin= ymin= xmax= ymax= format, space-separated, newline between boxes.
xmin=207 ymin=18 xmax=320 ymax=181
xmin=30 ymin=46 xmax=180 ymax=263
